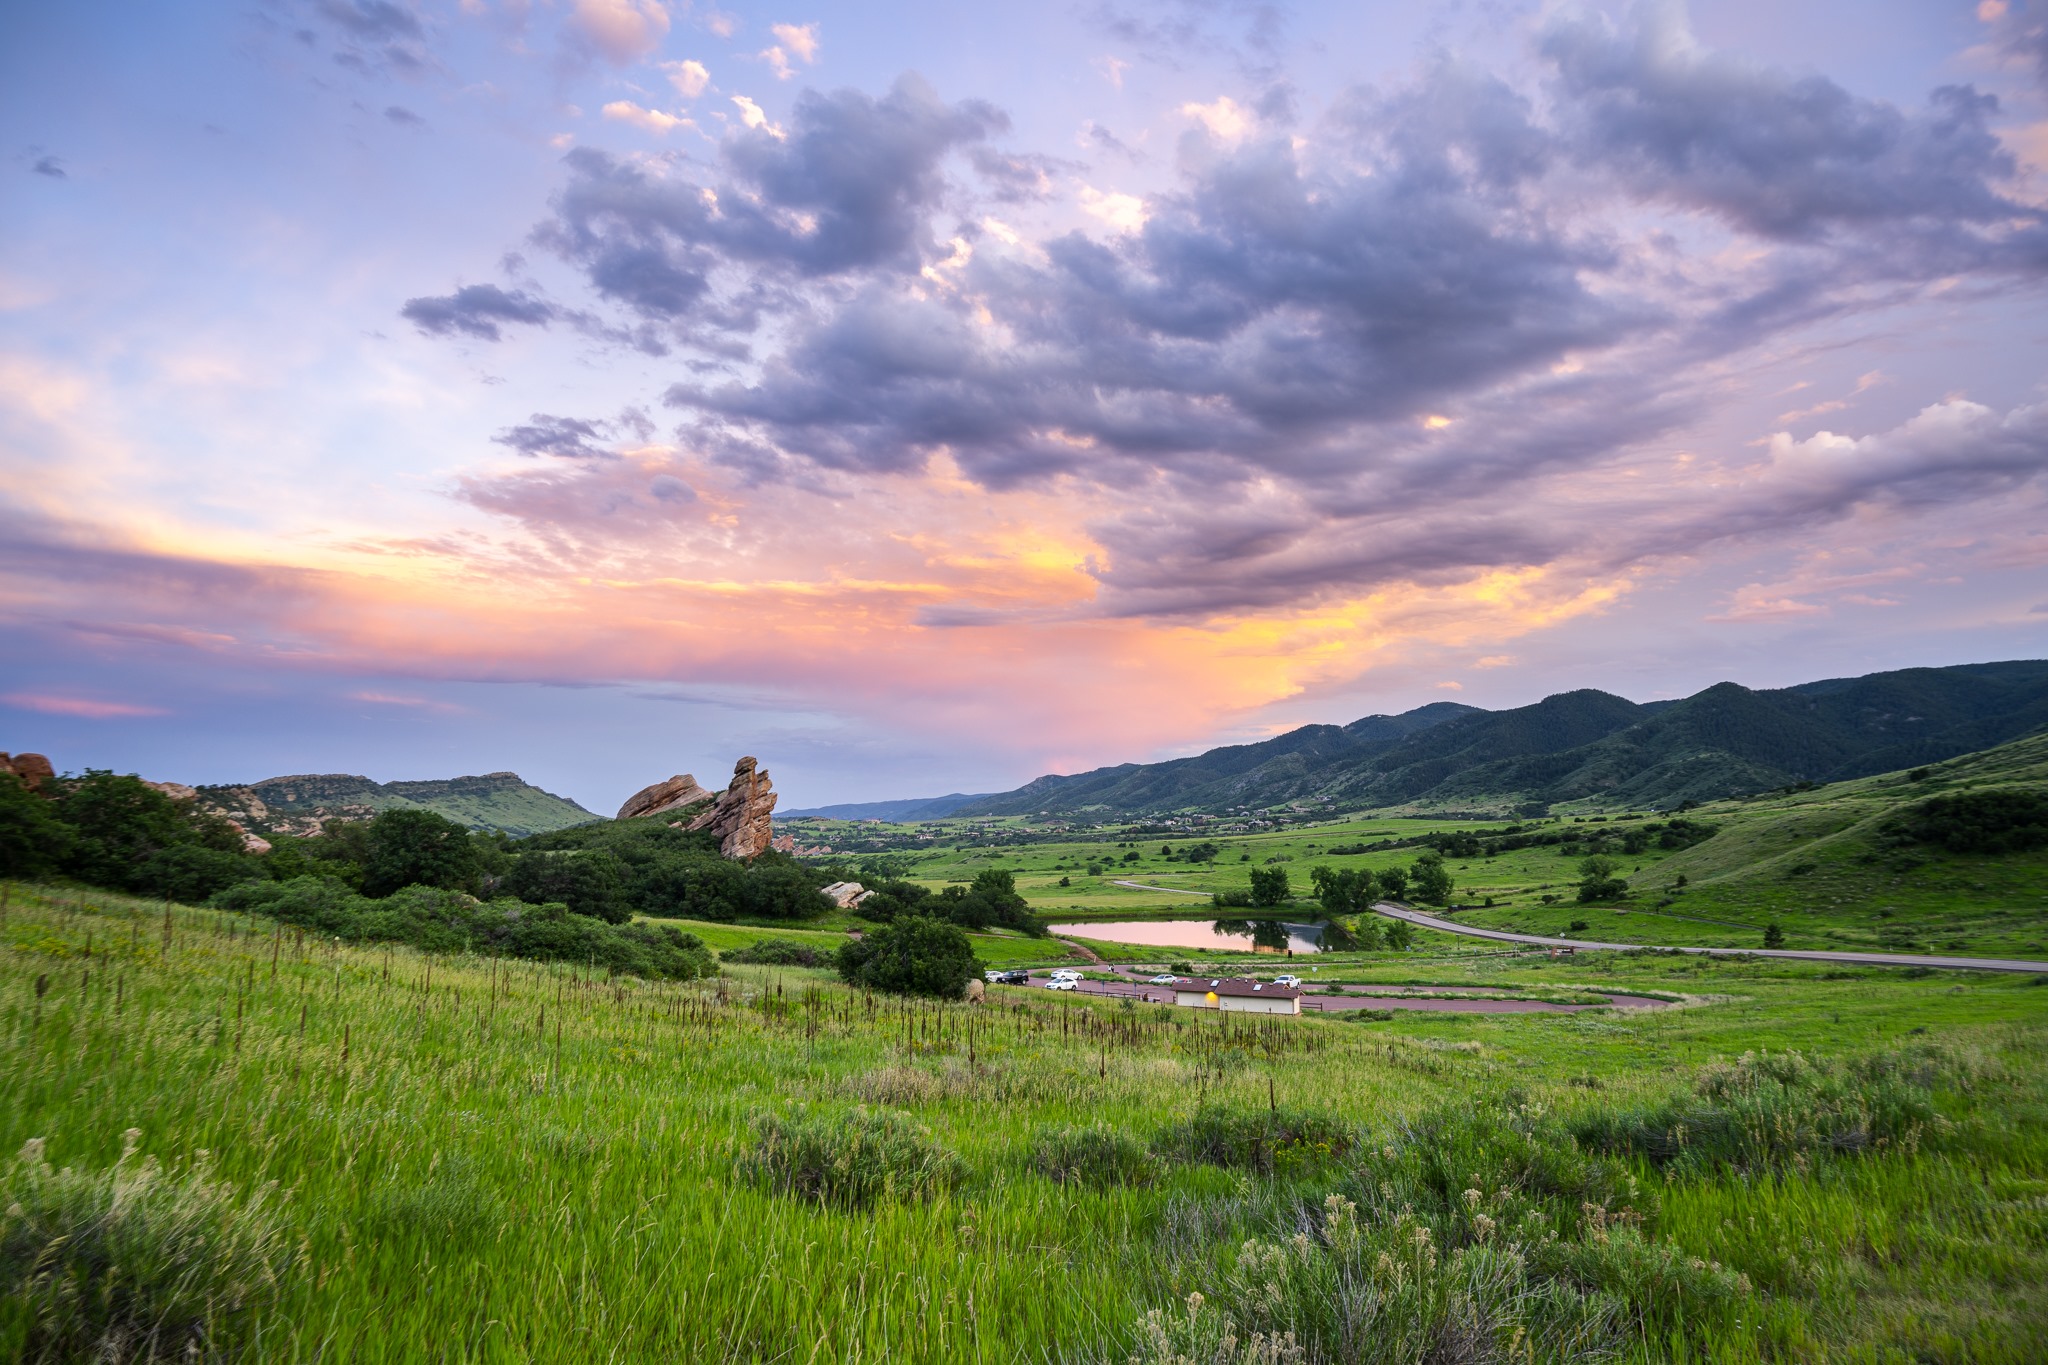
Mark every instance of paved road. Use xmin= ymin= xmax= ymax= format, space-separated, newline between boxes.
xmin=1373 ymin=903 xmax=2048 ymax=975
xmin=1108 ymin=879 xmax=1211 ymax=897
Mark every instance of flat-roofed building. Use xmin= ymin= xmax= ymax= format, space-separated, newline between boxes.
xmin=1171 ymin=977 xmax=1302 ymax=1015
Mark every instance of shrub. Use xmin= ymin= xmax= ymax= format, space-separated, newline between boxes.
xmin=209 ymin=878 xmax=714 ymax=980
xmin=742 ymin=1107 xmax=964 ymax=1210
xmin=835 ymin=915 xmax=981 ymax=999
xmin=1152 ymin=1105 xmax=1353 ymax=1175
xmin=1 ymin=1131 xmax=295 ymax=1363
xmin=1029 ymin=1121 xmax=1157 ymax=1188
xmin=1884 ymin=787 xmax=2048 ymax=855
xmin=1570 ymin=1047 xmax=1953 ymax=1173
xmin=1247 ymin=866 xmax=1291 ymax=907
xmin=723 ymin=937 xmax=826 ymax=967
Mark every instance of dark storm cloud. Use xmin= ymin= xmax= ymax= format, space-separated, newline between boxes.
xmin=422 ymin=9 xmax=2048 ymax=619
xmin=400 ymin=283 xmax=558 ymax=341
xmin=522 ymin=76 xmax=1003 ymax=331
xmin=314 ymin=0 xmax=422 ymax=41
xmin=1988 ymin=1 xmax=2048 ymax=87
xmin=1543 ymin=11 xmax=2037 ymax=249
xmin=671 ymin=75 xmax=1635 ymax=486
xmin=491 ymin=414 xmax=613 ymax=460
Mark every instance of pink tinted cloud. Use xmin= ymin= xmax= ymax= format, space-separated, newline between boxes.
xmin=2 ymin=692 xmax=170 ymax=718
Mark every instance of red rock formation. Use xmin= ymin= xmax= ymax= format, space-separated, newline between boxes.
xmin=684 ymin=756 xmax=779 ymax=860
xmin=0 ymin=753 xmax=55 ymax=791
xmin=616 ymin=773 xmax=715 ymax=820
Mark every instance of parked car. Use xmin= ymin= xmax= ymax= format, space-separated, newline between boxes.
xmin=1043 ymin=977 xmax=1077 ymax=990
xmin=1273 ymin=974 xmax=1305 ymax=988
xmin=996 ymin=969 xmax=1030 ymax=985
xmin=1147 ymin=973 xmax=1181 ymax=984
xmin=1050 ymin=968 xmax=1083 ymax=981
xmin=984 ymin=969 xmax=1005 ymax=982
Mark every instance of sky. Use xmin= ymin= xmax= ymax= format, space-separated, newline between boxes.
xmin=3 ymin=0 xmax=2048 ymax=814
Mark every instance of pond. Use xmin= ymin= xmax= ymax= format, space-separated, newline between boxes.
xmin=1047 ymin=918 xmax=1330 ymax=954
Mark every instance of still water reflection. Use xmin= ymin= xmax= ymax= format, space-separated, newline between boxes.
xmin=1047 ymin=918 xmax=1327 ymax=953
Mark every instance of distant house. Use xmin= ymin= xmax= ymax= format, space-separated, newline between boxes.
xmin=1172 ymin=977 xmax=1302 ymax=1016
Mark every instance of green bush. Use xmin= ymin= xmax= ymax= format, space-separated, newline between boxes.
xmin=1029 ymin=1121 xmax=1157 ymax=1188
xmin=742 ymin=1107 xmax=964 ymax=1210
xmin=40 ymin=772 xmax=260 ymax=902
xmin=835 ymin=915 xmax=981 ymax=999
xmin=1152 ymin=1105 xmax=1353 ymax=1175
xmin=0 ymin=1131 xmax=295 ymax=1363
xmin=0 ymin=774 xmax=71 ymax=878
xmin=1884 ymin=786 xmax=2048 ymax=854
xmin=209 ymin=878 xmax=715 ymax=980
xmin=1570 ymin=1047 xmax=1954 ymax=1173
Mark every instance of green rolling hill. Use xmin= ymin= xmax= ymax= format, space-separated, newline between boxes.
xmin=951 ymin=659 xmax=2048 ymax=817
xmin=198 ymin=771 xmax=596 ymax=838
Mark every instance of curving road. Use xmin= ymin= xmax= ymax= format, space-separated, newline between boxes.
xmin=1372 ymin=902 xmax=2048 ymax=975
xmin=1109 ymin=878 xmax=1211 ymax=896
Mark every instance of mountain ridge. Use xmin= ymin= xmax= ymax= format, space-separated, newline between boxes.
xmin=197 ymin=770 xmax=595 ymax=838
xmin=835 ymin=660 xmax=2048 ymax=820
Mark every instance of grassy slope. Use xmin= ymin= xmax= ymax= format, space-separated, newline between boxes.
xmin=5 ymin=883 xmax=2047 ymax=1363
xmin=840 ymin=733 xmax=2047 ymax=960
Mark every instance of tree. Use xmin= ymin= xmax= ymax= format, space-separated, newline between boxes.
xmin=360 ymin=808 xmax=485 ymax=898
xmin=1350 ymin=914 xmax=1384 ymax=951
xmin=1247 ymin=866 xmax=1291 ymax=908
xmin=47 ymin=771 xmax=256 ymax=899
xmin=1763 ymin=922 xmax=1786 ymax=949
xmin=836 ymin=914 xmax=981 ymax=999
xmin=1309 ymin=865 xmax=1375 ymax=917
xmin=1575 ymin=854 xmax=1628 ymax=904
xmin=1383 ymin=918 xmax=1414 ymax=950
xmin=504 ymin=849 xmax=630 ymax=923
xmin=1375 ymin=865 xmax=1408 ymax=900
xmin=1408 ymin=852 xmax=1454 ymax=906
xmin=0 ymin=773 xmax=70 ymax=878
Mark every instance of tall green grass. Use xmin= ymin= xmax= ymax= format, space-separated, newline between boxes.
xmin=2 ymin=881 xmax=2044 ymax=1362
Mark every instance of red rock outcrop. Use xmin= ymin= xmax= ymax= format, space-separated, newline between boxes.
xmin=142 ymin=779 xmax=199 ymax=802
xmin=683 ymin=757 xmax=778 ymax=860
xmin=1 ymin=753 xmax=55 ymax=791
xmin=616 ymin=773 xmax=715 ymax=821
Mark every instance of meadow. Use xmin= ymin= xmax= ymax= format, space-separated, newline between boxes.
xmin=6 ymin=880 xmax=2047 ymax=1363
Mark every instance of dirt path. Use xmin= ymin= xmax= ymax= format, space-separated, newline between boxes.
xmin=1372 ymin=903 xmax=2048 ymax=975
xmin=1108 ymin=879 xmax=1211 ymax=897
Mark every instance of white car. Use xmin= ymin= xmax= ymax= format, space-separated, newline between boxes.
xmin=985 ymin=969 xmax=1005 ymax=982
xmin=1043 ymin=977 xmax=1078 ymax=990
xmin=1147 ymin=973 xmax=1181 ymax=984
xmin=1049 ymin=968 xmax=1083 ymax=981
xmin=1273 ymin=974 xmax=1305 ymax=988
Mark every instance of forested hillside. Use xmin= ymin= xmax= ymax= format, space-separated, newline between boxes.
xmin=954 ymin=660 xmax=2048 ymax=817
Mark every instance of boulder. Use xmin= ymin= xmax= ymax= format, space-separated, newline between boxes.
xmin=1 ymin=753 xmax=55 ymax=792
xmin=684 ymin=756 xmax=779 ymax=860
xmin=142 ymin=780 xmax=199 ymax=802
xmin=617 ymin=773 xmax=714 ymax=821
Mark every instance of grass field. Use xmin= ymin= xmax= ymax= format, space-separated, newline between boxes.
xmin=6 ymin=880 xmax=2048 ymax=1363
xmin=811 ymin=733 xmax=2048 ymax=964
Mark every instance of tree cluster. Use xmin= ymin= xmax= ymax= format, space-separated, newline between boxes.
xmin=852 ymin=869 xmax=1044 ymax=935
xmin=835 ymin=915 xmax=981 ymax=998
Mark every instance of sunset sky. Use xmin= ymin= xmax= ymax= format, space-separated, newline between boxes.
xmin=4 ymin=0 xmax=2047 ymax=812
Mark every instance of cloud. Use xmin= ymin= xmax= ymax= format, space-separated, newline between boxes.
xmin=1434 ymin=680 xmax=1464 ymax=691
xmin=349 ymin=690 xmax=465 ymax=713
xmin=602 ymin=100 xmax=690 ymax=133
xmin=1542 ymin=6 xmax=2040 ymax=257
xmin=2 ymin=692 xmax=169 ymax=718
xmin=31 ymin=156 xmax=64 ymax=179
xmin=518 ymin=76 xmax=1003 ymax=335
xmin=662 ymin=58 xmax=711 ymax=99
xmin=384 ymin=104 xmax=426 ymax=128
xmin=400 ymin=283 xmax=558 ymax=340
xmin=762 ymin=22 xmax=820 ymax=78
xmin=492 ymin=413 xmax=615 ymax=459
xmin=308 ymin=0 xmax=431 ymax=76
xmin=1180 ymin=95 xmax=1250 ymax=140
xmin=565 ymin=0 xmax=670 ymax=64
xmin=771 ymin=22 xmax=820 ymax=63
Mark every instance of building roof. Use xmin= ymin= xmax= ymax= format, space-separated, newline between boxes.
xmin=1173 ymin=977 xmax=1303 ymax=1000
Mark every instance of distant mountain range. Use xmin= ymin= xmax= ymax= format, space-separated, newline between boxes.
xmin=199 ymin=771 xmax=596 ymax=838
xmin=777 ymin=793 xmax=995 ymax=822
xmin=837 ymin=660 xmax=2048 ymax=821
